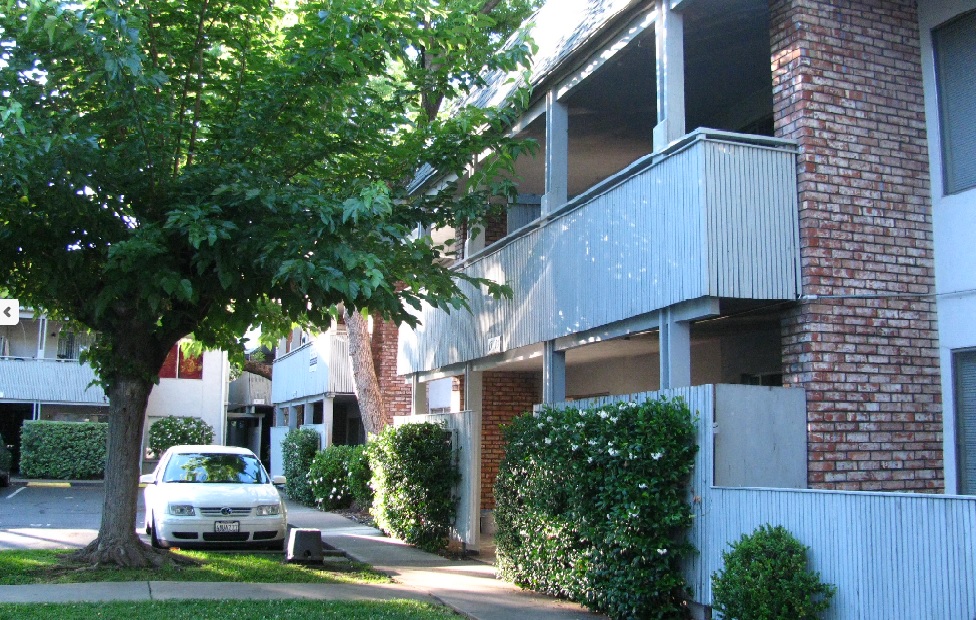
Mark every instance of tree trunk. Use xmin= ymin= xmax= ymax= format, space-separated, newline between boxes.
xmin=344 ymin=309 xmax=385 ymax=436
xmin=243 ymin=359 xmax=273 ymax=380
xmin=71 ymin=375 xmax=192 ymax=567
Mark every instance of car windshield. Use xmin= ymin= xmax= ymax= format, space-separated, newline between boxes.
xmin=162 ymin=452 xmax=269 ymax=484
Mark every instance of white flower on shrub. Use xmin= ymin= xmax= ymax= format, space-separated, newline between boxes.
xmin=651 ymin=452 xmax=664 ymax=460
xmin=657 ymin=548 xmax=668 ymax=555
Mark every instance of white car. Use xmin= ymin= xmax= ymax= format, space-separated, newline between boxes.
xmin=141 ymin=445 xmax=287 ymax=549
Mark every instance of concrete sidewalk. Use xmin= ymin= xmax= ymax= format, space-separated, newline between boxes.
xmin=289 ymin=503 xmax=600 ymax=619
xmin=0 ymin=500 xmax=600 ymax=619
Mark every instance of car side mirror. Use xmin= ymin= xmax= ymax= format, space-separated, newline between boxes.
xmin=272 ymin=475 xmax=286 ymax=485
xmin=139 ymin=473 xmax=156 ymax=485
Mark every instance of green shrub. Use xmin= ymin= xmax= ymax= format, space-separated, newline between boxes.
xmin=494 ymin=397 xmax=698 ymax=620
xmin=309 ymin=445 xmax=356 ymax=511
xmin=147 ymin=416 xmax=215 ymax=458
xmin=711 ymin=524 xmax=835 ymax=620
xmin=0 ymin=433 xmax=12 ymax=474
xmin=368 ymin=422 xmax=458 ymax=552
xmin=282 ymin=427 xmax=320 ymax=506
xmin=347 ymin=444 xmax=373 ymax=508
xmin=20 ymin=421 xmax=108 ymax=480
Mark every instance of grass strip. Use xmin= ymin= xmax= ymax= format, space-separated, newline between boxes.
xmin=0 ymin=599 xmax=459 ymax=620
xmin=0 ymin=549 xmax=389 ymax=586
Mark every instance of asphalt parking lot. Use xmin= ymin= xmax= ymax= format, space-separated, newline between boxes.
xmin=0 ymin=481 xmax=146 ymax=550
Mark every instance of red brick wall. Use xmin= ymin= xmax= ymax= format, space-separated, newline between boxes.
xmin=771 ymin=0 xmax=943 ymax=491
xmin=372 ymin=316 xmax=411 ymax=429
xmin=481 ymin=372 xmax=541 ymax=509
xmin=484 ymin=211 xmax=508 ymax=247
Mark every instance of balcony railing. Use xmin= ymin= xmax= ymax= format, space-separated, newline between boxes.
xmin=400 ymin=130 xmax=800 ymax=375
xmin=0 ymin=357 xmax=106 ymax=404
xmin=270 ymin=334 xmax=353 ymax=405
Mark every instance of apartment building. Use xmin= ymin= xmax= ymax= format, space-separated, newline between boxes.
xmin=0 ymin=309 xmax=230 ymax=472
xmin=402 ymin=0 xmax=947 ymax=508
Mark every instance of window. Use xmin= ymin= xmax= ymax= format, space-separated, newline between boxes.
xmin=955 ymin=349 xmax=976 ymax=494
xmin=159 ymin=343 xmax=204 ymax=380
xmin=57 ymin=331 xmax=76 ymax=359
xmin=933 ymin=10 xmax=976 ymax=194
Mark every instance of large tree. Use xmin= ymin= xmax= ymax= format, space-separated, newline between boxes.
xmin=0 ymin=0 xmax=534 ymax=566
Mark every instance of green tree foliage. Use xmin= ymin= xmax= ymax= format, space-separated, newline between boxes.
xmin=147 ymin=416 xmax=215 ymax=458
xmin=368 ymin=422 xmax=458 ymax=552
xmin=0 ymin=0 xmax=536 ymax=565
xmin=711 ymin=525 xmax=836 ymax=620
xmin=494 ymin=398 xmax=698 ymax=619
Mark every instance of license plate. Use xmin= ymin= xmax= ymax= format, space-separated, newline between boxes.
xmin=214 ymin=521 xmax=240 ymax=533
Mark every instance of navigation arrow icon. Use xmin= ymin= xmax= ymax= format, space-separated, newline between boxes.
xmin=0 ymin=300 xmax=18 ymax=326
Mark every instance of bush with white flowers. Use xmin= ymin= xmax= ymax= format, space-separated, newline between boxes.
xmin=309 ymin=444 xmax=357 ymax=511
xmin=147 ymin=416 xmax=214 ymax=458
xmin=494 ymin=397 xmax=698 ymax=620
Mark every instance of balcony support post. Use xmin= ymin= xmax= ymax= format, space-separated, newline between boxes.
xmin=464 ymin=365 xmax=483 ymax=550
xmin=543 ymin=89 xmax=569 ymax=215
xmin=653 ymin=0 xmax=685 ymax=152
xmin=542 ymin=341 xmax=567 ymax=404
xmin=321 ymin=397 xmax=334 ymax=448
xmin=659 ymin=307 xmax=691 ymax=389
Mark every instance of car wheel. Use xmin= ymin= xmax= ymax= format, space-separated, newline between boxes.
xmin=150 ymin=517 xmax=167 ymax=549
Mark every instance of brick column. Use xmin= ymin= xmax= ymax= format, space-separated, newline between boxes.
xmin=771 ymin=0 xmax=943 ymax=491
xmin=371 ymin=317 xmax=411 ymax=429
xmin=481 ymin=372 xmax=541 ymax=509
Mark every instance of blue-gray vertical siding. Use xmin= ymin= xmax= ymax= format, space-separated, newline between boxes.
xmin=0 ymin=358 xmax=106 ymax=404
xmin=400 ymin=132 xmax=800 ymax=375
xmin=270 ymin=335 xmax=353 ymax=405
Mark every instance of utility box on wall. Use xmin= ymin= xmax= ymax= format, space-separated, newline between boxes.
xmin=712 ymin=384 xmax=807 ymax=488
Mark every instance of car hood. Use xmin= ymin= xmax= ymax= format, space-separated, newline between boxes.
xmin=156 ymin=483 xmax=283 ymax=506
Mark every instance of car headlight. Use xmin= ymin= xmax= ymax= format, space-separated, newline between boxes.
xmin=255 ymin=504 xmax=281 ymax=516
xmin=168 ymin=504 xmax=196 ymax=516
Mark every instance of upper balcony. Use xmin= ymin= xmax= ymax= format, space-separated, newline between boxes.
xmin=270 ymin=333 xmax=354 ymax=406
xmin=0 ymin=357 xmax=106 ymax=404
xmin=400 ymin=130 xmax=800 ymax=375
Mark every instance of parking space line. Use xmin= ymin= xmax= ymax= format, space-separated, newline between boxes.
xmin=5 ymin=487 xmax=25 ymax=499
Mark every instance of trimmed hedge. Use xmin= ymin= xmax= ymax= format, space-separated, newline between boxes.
xmin=368 ymin=422 xmax=458 ymax=552
xmin=282 ymin=427 xmax=320 ymax=506
xmin=20 ymin=421 xmax=108 ymax=480
xmin=494 ymin=397 xmax=698 ymax=619
xmin=147 ymin=415 xmax=215 ymax=458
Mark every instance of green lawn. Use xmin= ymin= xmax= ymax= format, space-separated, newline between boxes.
xmin=0 ymin=600 xmax=459 ymax=620
xmin=0 ymin=549 xmax=389 ymax=585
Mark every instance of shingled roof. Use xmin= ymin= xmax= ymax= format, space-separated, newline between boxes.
xmin=469 ymin=0 xmax=643 ymax=109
